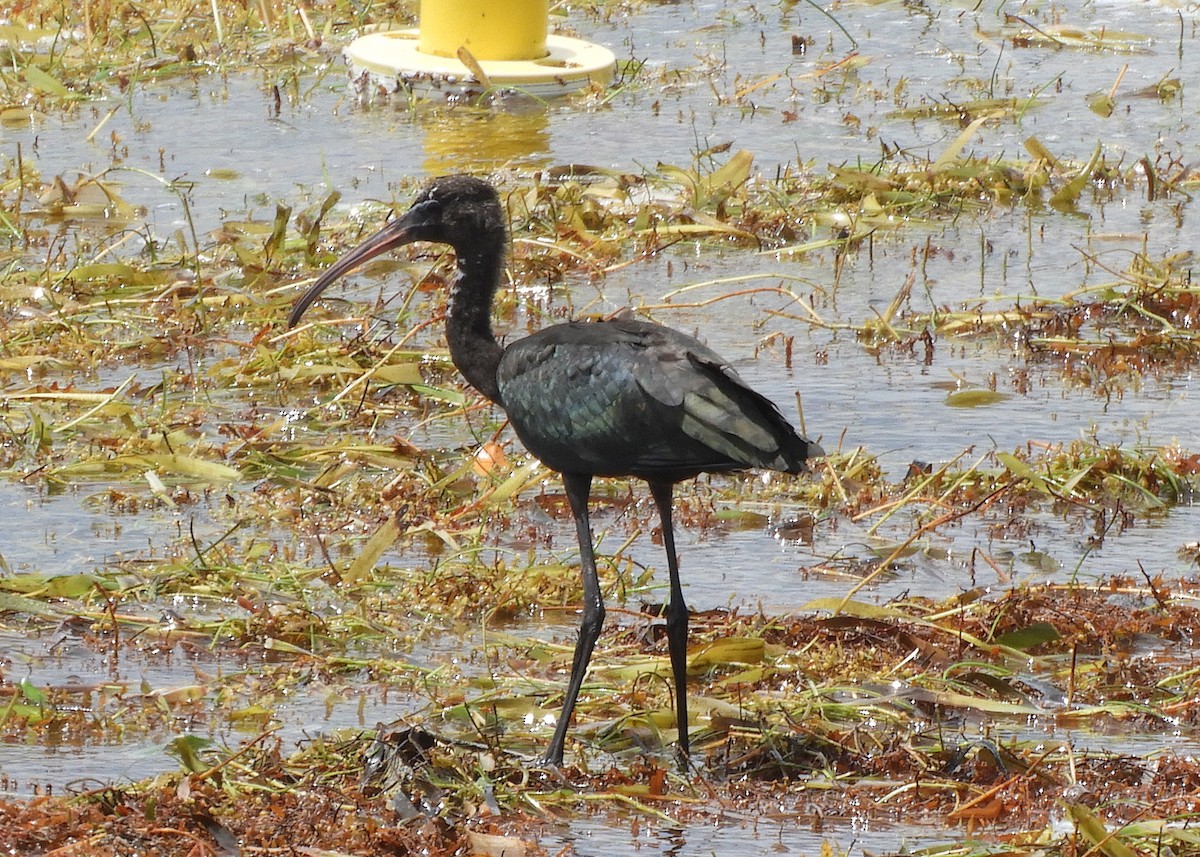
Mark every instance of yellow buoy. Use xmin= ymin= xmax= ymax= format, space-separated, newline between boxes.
xmin=417 ymin=0 xmax=548 ymax=61
xmin=343 ymin=0 xmax=615 ymax=100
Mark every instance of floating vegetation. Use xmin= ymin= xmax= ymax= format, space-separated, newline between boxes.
xmin=856 ymin=247 xmax=1200 ymax=393
xmin=7 ymin=582 xmax=1200 ymax=854
xmin=2 ymin=0 xmax=1200 ymax=853
xmin=996 ymin=18 xmax=1156 ymax=54
xmin=3 ymin=140 xmax=1198 ymax=848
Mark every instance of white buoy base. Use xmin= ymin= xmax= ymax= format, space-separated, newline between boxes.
xmin=344 ymin=29 xmax=616 ymax=100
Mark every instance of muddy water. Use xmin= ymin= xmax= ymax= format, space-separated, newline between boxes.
xmin=2 ymin=0 xmax=1198 ymax=848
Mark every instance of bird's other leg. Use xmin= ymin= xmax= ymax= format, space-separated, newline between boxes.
xmin=543 ymin=471 xmax=605 ymax=767
xmin=649 ymin=480 xmax=690 ymax=767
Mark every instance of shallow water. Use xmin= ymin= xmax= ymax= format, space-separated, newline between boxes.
xmin=11 ymin=1 xmax=1197 ymax=236
xmin=2 ymin=0 xmax=1199 ymax=848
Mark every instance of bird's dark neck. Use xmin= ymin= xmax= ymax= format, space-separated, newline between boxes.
xmin=445 ymin=242 xmax=505 ymax=404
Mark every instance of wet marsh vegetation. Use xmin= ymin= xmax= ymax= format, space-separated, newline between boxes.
xmin=2 ymin=0 xmax=1200 ymax=854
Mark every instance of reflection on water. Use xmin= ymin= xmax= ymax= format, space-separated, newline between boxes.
xmin=419 ymin=100 xmax=551 ymax=174
xmin=544 ymin=818 xmax=948 ymax=857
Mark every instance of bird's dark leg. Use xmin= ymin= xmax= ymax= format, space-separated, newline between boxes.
xmin=543 ymin=471 xmax=605 ymax=767
xmin=648 ymin=480 xmax=690 ymax=766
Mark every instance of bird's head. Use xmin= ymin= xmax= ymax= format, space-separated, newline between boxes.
xmin=287 ymin=174 xmax=504 ymax=329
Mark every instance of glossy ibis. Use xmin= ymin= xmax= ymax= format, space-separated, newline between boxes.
xmin=288 ymin=175 xmax=822 ymax=767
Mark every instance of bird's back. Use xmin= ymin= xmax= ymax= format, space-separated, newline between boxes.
xmin=495 ymin=316 xmax=821 ymax=482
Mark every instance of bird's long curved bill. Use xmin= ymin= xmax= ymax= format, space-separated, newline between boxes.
xmin=286 ymin=214 xmax=418 ymax=329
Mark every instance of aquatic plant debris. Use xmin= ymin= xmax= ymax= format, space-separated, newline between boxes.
xmin=2 ymin=0 xmax=1200 ymax=853
xmin=7 ymin=581 xmax=1200 ymax=854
